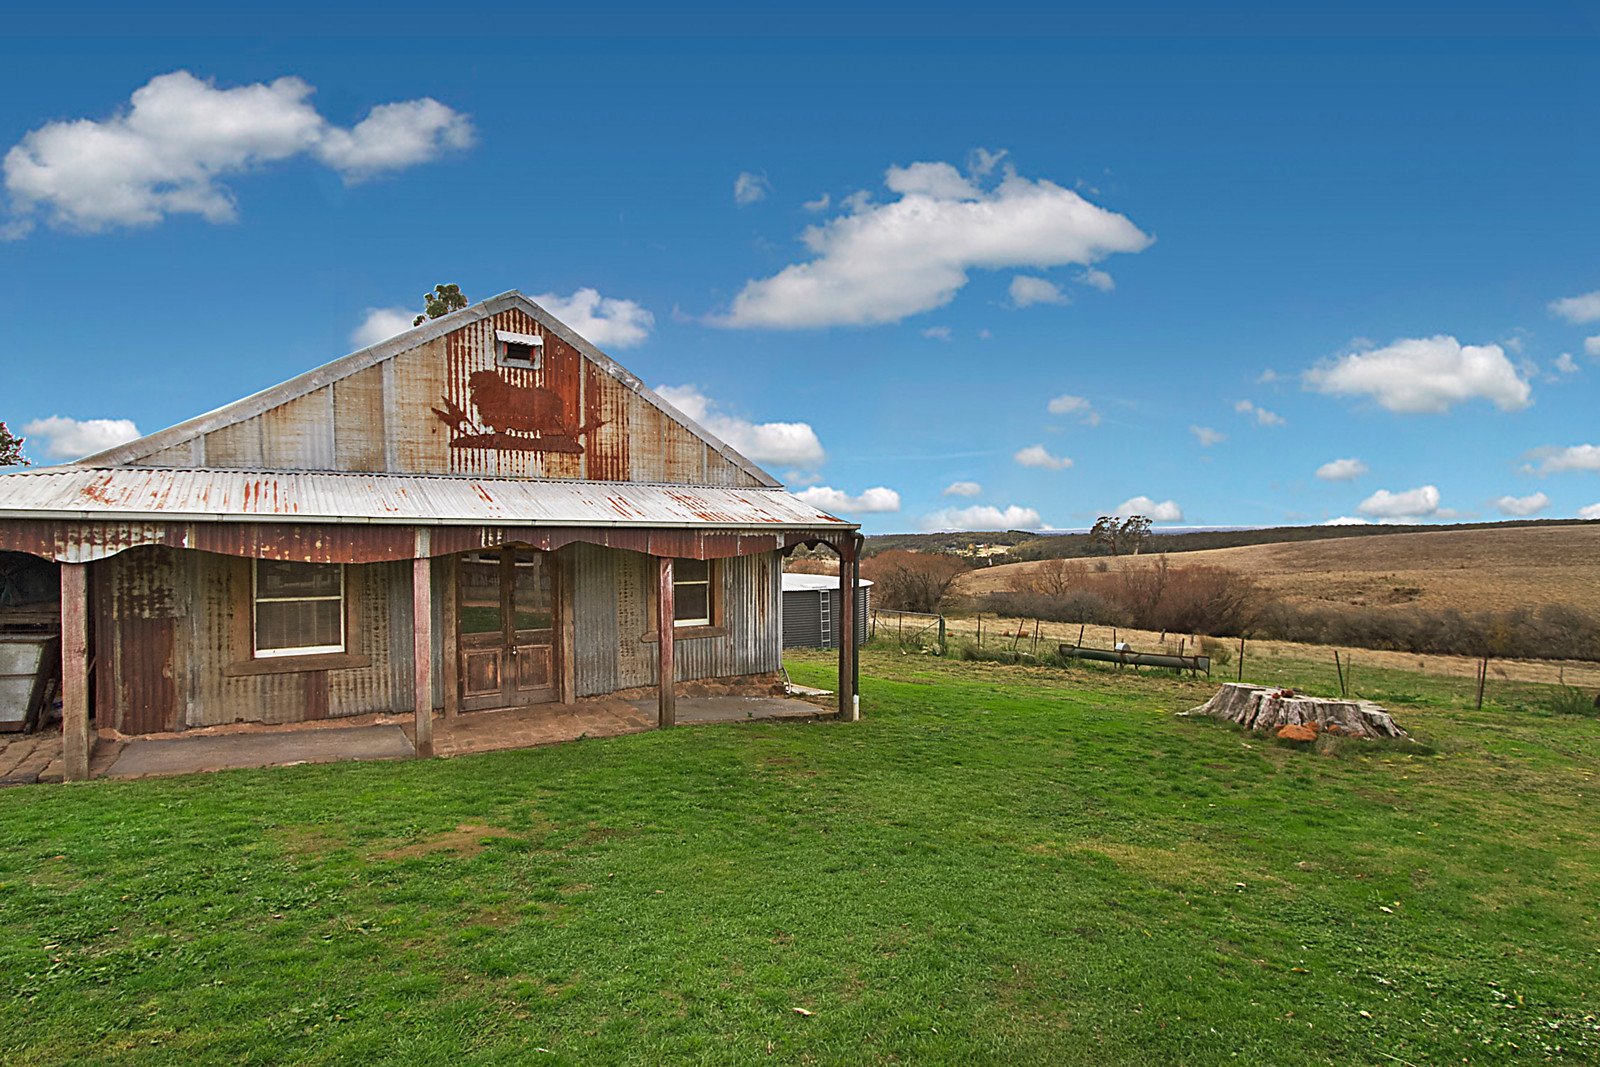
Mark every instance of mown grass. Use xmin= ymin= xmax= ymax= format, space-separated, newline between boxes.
xmin=1 ymin=648 xmax=1597 ymax=1064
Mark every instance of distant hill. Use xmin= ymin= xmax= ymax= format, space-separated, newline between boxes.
xmin=865 ymin=518 xmax=1598 ymax=564
xmin=957 ymin=523 xmax=1600 ymax=618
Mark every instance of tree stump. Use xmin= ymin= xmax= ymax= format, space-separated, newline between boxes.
xmin=1183 ymin=682 xmax=1409 ymax=740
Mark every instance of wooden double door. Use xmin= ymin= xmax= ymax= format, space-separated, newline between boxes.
xmin=456 ymin=549 xmax=559 ymax=711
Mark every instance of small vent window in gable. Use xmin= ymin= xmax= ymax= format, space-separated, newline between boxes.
xmin=495 ymin=329 xmax=544 ymax=369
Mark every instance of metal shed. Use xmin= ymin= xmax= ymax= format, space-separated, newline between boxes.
xmin=0 ymin=291 xmax=865 ymax=779
xmin=782 ymin=573 xmax=872 ymax=649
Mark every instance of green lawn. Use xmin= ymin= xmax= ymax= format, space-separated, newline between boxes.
xmin=2 ymin=647 xmax=1597 ymax=1064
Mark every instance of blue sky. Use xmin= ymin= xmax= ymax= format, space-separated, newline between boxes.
xmin=3 ymin=3 xmax=1599 ymax=534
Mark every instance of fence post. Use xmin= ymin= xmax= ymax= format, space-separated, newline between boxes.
xmin=1334 ymin=650 xmax=1346 ymax=697
xmin=938 ymin=615 xmax=947 ymax=654
xmin=977 ymin=614 xmax=983 ymax=648
xmin=1237 ymin=636 xmax=1245 ymax=682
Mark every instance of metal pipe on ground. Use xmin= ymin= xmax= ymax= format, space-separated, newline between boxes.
xmin=1059 ymin=645 xmax=1211 ymax=673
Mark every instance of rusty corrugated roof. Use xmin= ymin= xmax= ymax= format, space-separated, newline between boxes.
xmin=0 ymin=467 xmax=854 ymax=530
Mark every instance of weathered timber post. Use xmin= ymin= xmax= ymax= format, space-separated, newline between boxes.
xmin=851 ymin=538 xmax=862 ymax=700
xmin=838 ymin=536 xmax=858 ymax=721
xmin=60 ymin=562 xmax=90 ymax=782
xmin=412 ymin=554 xmax=434 ymax=758
xmin=657 ymin=557 xmax=675 ymax=728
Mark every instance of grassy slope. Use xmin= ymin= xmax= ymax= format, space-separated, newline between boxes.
xmin=867 ymin=518 xmax=1595 ymax=561
xmin=961 ymin=523 xmax=1600 ymax=617
xmin=0 ymin=650 xmax=1596 ymax=1064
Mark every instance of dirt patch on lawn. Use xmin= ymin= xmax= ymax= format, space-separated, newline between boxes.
xmin=375 ymin=823 xmax=516 ymax=860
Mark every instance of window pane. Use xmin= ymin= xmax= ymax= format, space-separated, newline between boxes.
xmin=674 ymin=558 xmax=708 ymax=583
xmin=257 ymin=599 xmax=342 ymax=652
xmin=674 ymin=583 xmax=709 ymax=624
xmin=511 ymin=552 xmax=553 ymax=631
xmin=458 ymin=558 xmax=503 ymax=634
xmin=258 ymin=560 xmax=341 ymax=599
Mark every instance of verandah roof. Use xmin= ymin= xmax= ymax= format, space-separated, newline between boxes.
xmin=0 ymin=466 xmax=850 ymax=530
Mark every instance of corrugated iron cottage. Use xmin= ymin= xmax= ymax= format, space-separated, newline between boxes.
xmin=0 ymin=291 xmax=862 ymax=779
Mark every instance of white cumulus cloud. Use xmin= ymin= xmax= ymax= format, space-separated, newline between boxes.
xmin=1586 ymin=336 xmax=1600 ymax=358
xmin=885 ymin=161 xmax=980 ymax=200
xmin=1013 ymin=444 xmax=1072 ymax=470
xmin=1554 ymin=352 xmax=1580 ymax=375
xmin=20 ymin=415 xmax=141 ymax=460
xmin=795 ymin=485 xmax=901 ymax=514
xmin=1112 ymin=496 xmax=1183 ymax=522
xmin=1046 ymin=393 xmax=1099 ymax=425
xmin=942 ymin=480 xmax=982 ymax=497
xmin=1580 ymin=503 xmax=1600 ymax=520
xmin=350 ymin=306 xmax=416 ymax=347
xmin=711 ymin=155 xmax=1151 ymax=328
xmin=655 ymin=384 xmax=824 ymax=470
xmin=1494 ymin=491 xmax=1549 ymax=517
xmin=733 ymin=171 xmax=770 ymax=205
xmin=3 ymin=70 xmax=472 ymax=234
xmin=1190 ymin=425 xmax=1225 ymax=447
xmin=1323 ymin=516 xmax=1372 ymax=526
xmin=1316 ymin=457 xmax=1369 ymax=482
xmin=534 ymin=288 xmax=654 ymax=349
xmin=1234 ymin=399 xmax=1285 ymax=427
xmin=1009 ymin=275 xmax=1068 ymax=307
xmin=920 ymin=504 xmax=1042 ymax=531
xmin=1077 ymin=267 xmax=1114 ymax=291
xmin=1527 ymin=444 xmax=1600 ymax=474
xmin=922 ymin=325 xmax=953 ymax=341
xmin=1305 ymin=335 xmax=1531 ymax=414
xmin=1550 ymin=290 xmax=1600 ymax=324
xmin=1357 ymin=484 xmax=1442 ymax=520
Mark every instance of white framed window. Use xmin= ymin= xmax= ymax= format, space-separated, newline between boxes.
xmin=672 ymin=558 xmax=713 ymax=628
xmin=253 ymin=560 xmax=346 ymax=658
xmin=495 ymin=329 xmax=544 ymax=369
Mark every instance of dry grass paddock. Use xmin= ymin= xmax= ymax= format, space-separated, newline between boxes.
xmin=958 ymin=523 xmax=1600 ymax=617
xmin=873 ymin=612 xmax=1600 ymax=691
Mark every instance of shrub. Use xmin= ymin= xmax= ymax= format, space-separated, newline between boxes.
xmin=861 ymin=550 xmax=970 ymax=613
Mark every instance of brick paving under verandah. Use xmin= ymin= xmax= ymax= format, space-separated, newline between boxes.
xmin=0 ymin=693 xmax=835 ymax=785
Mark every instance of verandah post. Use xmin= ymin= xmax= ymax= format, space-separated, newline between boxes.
xmin=657 ymin=556 xmax=675 ymax=728
xmin=60 ymin=562 xmax=90 ymax=782
xmin=412 ymin=553 xmax=434 ymax=758
xmin=838 ymin=536 xmax=857 ymax=721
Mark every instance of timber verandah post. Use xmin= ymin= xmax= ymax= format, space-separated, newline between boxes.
xmin=657 ymin=556 xmax=675 ymax=728
xmin=412 ymin=547 xmax=434 ymax=759
xmin=60 ymin=562 xmax=90 ymax=782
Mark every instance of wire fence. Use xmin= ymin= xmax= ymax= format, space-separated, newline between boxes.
xmin=870 ymin=608 xmax=946 ymax=651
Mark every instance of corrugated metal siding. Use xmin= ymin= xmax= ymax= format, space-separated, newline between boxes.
xmin=133 ymin=302 xmax=766 ymax=487
xmin=168 ymin=553 xmax=404 ymax=728
xmin=573 ymin=545 xmax=779 ymax=694
xmin=572 ymin=542 xmax=621 ymax=697
xmin=782 ymin=590 xmax=823 ymax=648
xmin=332 ymin=365 xmax=386 ymax=472
xmin=780 ymin=585 xmax=871 ymax=649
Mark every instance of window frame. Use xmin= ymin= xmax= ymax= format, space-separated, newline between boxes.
xmin=251 ymin=560 xmax=347 ymax=659
xmin=671 ymin=557 xmax=714 ymax=629
xmin=494 ymin=329 xmax=545 ymax=370
xmin=641 ymin=556 xmax=724 ymax=642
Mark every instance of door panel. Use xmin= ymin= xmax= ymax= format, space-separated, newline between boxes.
xmin=461 ymin=648 xmax=502 ymax=700
xmin=456 ymin=550 xmax=559 ymax=711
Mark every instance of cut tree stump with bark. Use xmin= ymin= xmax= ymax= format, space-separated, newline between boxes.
xmin=1183 ymin=682 xmax=1409 ymax=740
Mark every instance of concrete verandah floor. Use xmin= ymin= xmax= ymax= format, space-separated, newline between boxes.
xmin=0 ymin=693 xmax=836 ymax=784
